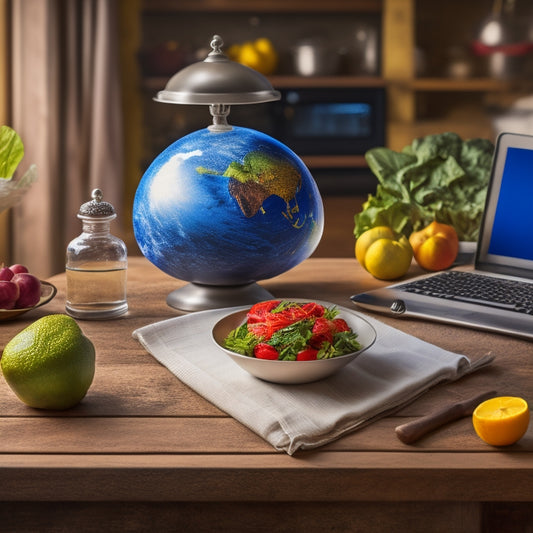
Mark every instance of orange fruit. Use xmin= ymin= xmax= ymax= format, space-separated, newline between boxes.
xmin=409 ymin=220 xmax=459 ymax=271
xmin=472 ymin=396 xmax=530 ymax=446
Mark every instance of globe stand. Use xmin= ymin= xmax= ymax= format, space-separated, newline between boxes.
xmin=166 ymin=282 xmax=275 ymax=312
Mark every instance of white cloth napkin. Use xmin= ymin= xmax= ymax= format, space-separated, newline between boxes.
xmin=133 ymin=305 xmax=493 ymax=455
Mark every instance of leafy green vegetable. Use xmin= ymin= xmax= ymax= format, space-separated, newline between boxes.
xmin=223 ymin=323 xmax=259 ymax=356
xmin=268 ymin=319 xmax=313 ymax=361
xmin=354 ymin=132 xmax=494 ymax=242
xmin=0 ymin=125 xmax=25 ymax=180
xmin=323 ymin=306 xmax=339 ymax=320
xmin=317 ymin=331 xmax=362 ymax=360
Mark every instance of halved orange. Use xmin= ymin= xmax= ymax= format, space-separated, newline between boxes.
xmin=473 ymin=396 xmax=530 ymax=446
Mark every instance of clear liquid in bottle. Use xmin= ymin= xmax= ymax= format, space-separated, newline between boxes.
xmin=66 ymin=262 xmax=127 ymax=319
xmin=66 ymin=189 xmax=128 ymax=320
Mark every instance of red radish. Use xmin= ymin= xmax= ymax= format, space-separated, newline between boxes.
xmin=0 ymin=266 xmax=14 ymax=281
xmin=12 ymin=273 xmax=41 ymax=308
xmin=9 ymin=264 xmax=29 ymax=274
xmin=0 ymin=281 xmax=20 ymax=309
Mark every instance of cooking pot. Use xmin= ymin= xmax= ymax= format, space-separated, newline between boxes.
xmin=292 ymin=39 xmax=341 ymax=76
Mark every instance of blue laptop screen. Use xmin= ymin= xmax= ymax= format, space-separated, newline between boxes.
xmin=488 ymin=146 xmax=533 ymax=261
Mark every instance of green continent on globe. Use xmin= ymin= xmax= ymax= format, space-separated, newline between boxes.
xmin=197 ymin=151 xmax=302 ymax=218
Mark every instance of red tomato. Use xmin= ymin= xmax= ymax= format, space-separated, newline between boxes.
xmin=247 ymin=300 xmax=281 ymax=324
xmin=296 ymin=348 xmax=318 ymax=361
xmin=253 ymin=343 xmax=279 ymax=360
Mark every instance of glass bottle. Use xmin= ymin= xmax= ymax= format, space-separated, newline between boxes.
xmin=66 ymin=188 xmax=128 ymax=319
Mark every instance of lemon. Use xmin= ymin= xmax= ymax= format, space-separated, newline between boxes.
xmin=355 ymin=226 xmax=397 ymax=265
xmin=238 ymin=41 xmax=263 ymax=70
xmin=473 ymin=396 xmax=530 ymax=446
xmin=253 ymin=37 xmax=278 ymax=74
xmin=233 ymin=38 xmax=278 ymax=75
xmin=356 ymin=226 xmax=413 ymax=280
xmin=1 ymin=314 xmax=95 ymax=410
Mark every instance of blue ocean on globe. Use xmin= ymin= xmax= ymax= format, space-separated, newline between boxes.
xmin=133 ymin=125 xmax=324 ymax=286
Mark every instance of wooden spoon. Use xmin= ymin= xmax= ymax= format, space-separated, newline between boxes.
xmin=395 ymin=390 xmax=497 ymax=444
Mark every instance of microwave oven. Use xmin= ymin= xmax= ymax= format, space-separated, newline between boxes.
xmin=271 ymin=86 xmax=386 ymax=155
xmin=229 ymin=86 xmax=386 ymax=157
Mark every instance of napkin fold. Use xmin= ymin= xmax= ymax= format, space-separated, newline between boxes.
xmin=133 ymin=305 xmax=493 ymax=455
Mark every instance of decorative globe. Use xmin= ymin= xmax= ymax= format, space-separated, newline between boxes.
xmin=133 ymin=125 xmax=324 ymax=288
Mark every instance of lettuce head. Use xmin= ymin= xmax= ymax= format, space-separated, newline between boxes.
xmin=0 ymin=125 xmax=25 ymax=180
xmin=354 ymin=132 xmax=494 ymax=242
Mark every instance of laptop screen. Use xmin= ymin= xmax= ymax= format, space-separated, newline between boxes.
xmin=477 ymin=132 xmax=533 ymax=278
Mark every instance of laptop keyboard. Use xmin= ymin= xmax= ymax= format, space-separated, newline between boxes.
xmin=398 ymin=270 xmax=533 ymax=315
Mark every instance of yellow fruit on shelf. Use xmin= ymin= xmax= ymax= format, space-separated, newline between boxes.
xmin=472 ymin=396 xmax=530 ymax=446
xmin=355 ymin=226 xmax=413 ymax=280
xmin=228 ymin=37 xmax=278 ymax=76
xmin=253 ymin=37 xmax=278 ymax=74
xmin=238 ymin=41 xmax=264 ymax=71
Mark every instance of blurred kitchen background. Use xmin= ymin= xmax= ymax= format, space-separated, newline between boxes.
xmin=2 ymin=0 xmax=533 ymax=277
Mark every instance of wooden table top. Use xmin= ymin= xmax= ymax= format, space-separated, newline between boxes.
xmin=1 ymin=256 xmax=532 ymax=506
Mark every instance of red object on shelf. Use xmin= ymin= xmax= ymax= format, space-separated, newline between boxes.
xmin=472 ymin=40 xmax=533 ymax=56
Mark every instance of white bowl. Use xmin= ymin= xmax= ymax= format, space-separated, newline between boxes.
xmin=212 ymin=303 xmax=376 ymax=384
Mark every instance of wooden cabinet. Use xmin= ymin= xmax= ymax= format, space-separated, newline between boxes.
xmin=384 ymin=0 xmax=533 ymax=150
xmin=136 ymin=0 xmax=533 ymax=156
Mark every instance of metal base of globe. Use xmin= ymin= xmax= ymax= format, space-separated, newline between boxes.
xmin=166 ymin=281 xmax=275 ymax=312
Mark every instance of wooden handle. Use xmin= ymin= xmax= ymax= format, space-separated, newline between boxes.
xmin=395 ymin=391 xmax=496 ymax=445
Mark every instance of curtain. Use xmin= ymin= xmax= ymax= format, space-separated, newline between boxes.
xmin=0 ymin=0 xmax=10 ymax=259
xmin=10 ymin=0 xmax=124 ymax=278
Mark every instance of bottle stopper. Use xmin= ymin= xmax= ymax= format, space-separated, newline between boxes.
xmin=78 ymin=189 xmax=116 ymax=217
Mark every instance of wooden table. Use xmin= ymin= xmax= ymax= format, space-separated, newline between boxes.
xmin=1 ymin=257 xmax=532 ymax=532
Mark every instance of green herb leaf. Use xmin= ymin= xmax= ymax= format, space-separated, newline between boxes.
xmin=318 ymin=331 xmax=361 ymax=359
xmin=268 ymin=319 xmax=312 ymax=361
xmin=323 ymin=306 xmax=339 ymax=320
xmin=223 ymin=323 xmax=258 ymax=357
xmin=317 ymin=342 xmax=335 ymax=359
xmin=0 ymin=125 xmax=25 ymax=180
xmin=270 ymin=300 xmax=293 ymax=314
xmin=333 ymin=331 xmax=361 ymax=354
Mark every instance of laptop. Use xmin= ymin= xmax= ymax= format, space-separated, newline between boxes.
xmin=351 ymin=131 xmax=533 ymax=340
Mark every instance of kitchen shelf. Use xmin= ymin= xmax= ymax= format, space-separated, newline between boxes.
xmin=300 ymin=155 xmax=368 ymax=168
xmin=269 ymin=76 xmax=385 ymax=88
xmin=408 ymin=78 xmax=533 ymax=92
xmin=142 ymin=75 xmax=386 ymax=92
xmin=143 ymin=74 xmax=533 ymax=94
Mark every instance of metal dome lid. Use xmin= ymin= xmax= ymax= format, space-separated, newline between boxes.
xmin=154 ymin=35 xmax=281 ymax=106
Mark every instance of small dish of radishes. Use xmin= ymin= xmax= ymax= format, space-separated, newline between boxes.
xmin=0 ymin=264 xmax=57 ymax=320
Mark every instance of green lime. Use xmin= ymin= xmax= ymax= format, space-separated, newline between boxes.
xmin=1 ymin=314 xmax=95 ymax=409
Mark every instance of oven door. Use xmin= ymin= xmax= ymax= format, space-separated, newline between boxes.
xmin=275 ymin=87 xmax=386 ymax=155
